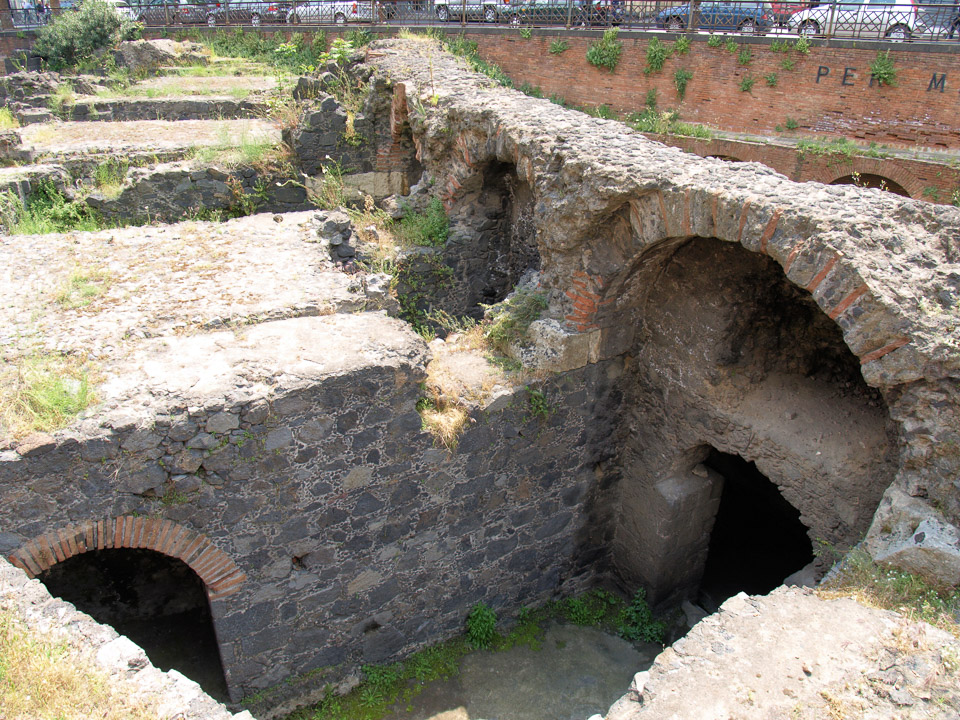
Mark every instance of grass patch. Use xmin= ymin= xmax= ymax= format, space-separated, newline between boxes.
xmin=55 ymin=267 xmax=112 ymax=309
xmin=796 ymin=136 xmax=890 ymax=162
xmin=190 ymin=122 xmax=283 ymax=169
xmin=0 ymin=354 xmax=96 ymax=437
xmin=417 ymin=394 xmax=468 ymax=451
xmin=0 ymin=107 xmax=19 ymax=129
xmin=0 ymin=610 xmax=157 ymax=720
xmin=819 ymin=548 xmax=960 ymax=637
xmin=93 ymin=158 xmax=128 ymax=199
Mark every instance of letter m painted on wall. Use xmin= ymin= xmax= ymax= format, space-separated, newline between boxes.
xmin=928 ymin=73 xmax=947 ymax=92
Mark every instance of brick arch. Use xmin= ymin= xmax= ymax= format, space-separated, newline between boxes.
xmin=566 ymin=188 xmax=912 ymax=372
xmin=805 ymin=158 xmax=922 ymax=200
xmin=8 ymin=516 xmax=246 ymax=600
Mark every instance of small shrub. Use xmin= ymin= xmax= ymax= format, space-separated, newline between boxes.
xmin=673 ymin=34 xmax=690 ymax=55
xmin=586 ymin=103 xmax=615 ymax=119
xmin=764 ymin=71 xmax=778 ymax=87
xmin=794 ymin=35 xmax=811 ymax=54
xmin=674 ymin=68 xmax=693 ymax=99
xmin=785 ymin=116 xmax=798 ymax=130
xmin=737 ymin=47 xmax=752 ymax=66
xmin=725 ymin=38 xmax=739 ymax=53
xmin=645 ymin=88 xmax=657 ymax=110
xmin=586 ymin=28 xmax=622 ymax=72
xmin=739 ymin=75 xmax=756 ymax=92
xmin=644 ymin=37 xmax=670 ymax=75
xmin=780 ymin=55 xmax=797 ymax=70
xmin=345 ymin=29 xmax=372 ymax=47
xmin=706 ymin=33 xmax=722 ymax=48
xmin=549 ymin=38 xmax=569 ymax=55
xmin=466 ymin=603 xmax=497 ymax=648
xmin=869 ymin=49 xmax=897 ymax=87
xmin=770 ymin=39 xmax=791 ymax=52
xmin=617 ymin=588 xmax=666 ymax=644
xmin=397 ymin=197 xmax=449 ymax=247
xmin=519 ymin=26 xmax=532 ymax=39
xmin=33 ymin=0 xmax=141 ymax=69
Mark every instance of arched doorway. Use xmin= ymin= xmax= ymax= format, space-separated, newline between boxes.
xmin=610 ymin=236 xmax=896 ymax=608
xmin=829 ymin=173 xmax=910 ymax=197
xmin=37 ymin=548 xmax=229 ymax=702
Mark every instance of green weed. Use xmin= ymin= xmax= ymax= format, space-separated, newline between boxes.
xmin=482 ymin=288 xmax=548 ymax=354
xmin=644 ymin=36 xmax=670 ymax=75
xmin=549 ymin=38 xmax=569 ymax=55
xmin=674 ymin=68 xmax=693 ymax=99
xmin=587 ymin=28 xmax=622 ymax=72
xmin=0 ymin=107 xmax=18 ymax=130
xmin=396 ymin=197 xmax=449 ymax=247
xmin=466 ymin=603 xmax=497 ymax=648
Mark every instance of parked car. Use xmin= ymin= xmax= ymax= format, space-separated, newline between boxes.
xmin=767 ymin=0 xmax=815 ymax=25
xmin=285 ymin=0 xmax=376 ymax=23
xmin=655 ymin=1 xmax=774 ymax=32
xmin=787 ymin=0 xmax=919 ymax=39
xmin=128 ymin=0 xmax=184 ymax=25
xmin=433 ymin=0 xmax=511 ymax=22
xmin=207 ymin=0 xmax=290 ymax=25
xmin=177 ymin=0 xmax=214 ymax=23
xmin=507 ymin=0 xmax=610 ymax=26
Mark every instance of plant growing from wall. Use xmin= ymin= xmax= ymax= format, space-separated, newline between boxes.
xmin=482 ymin=288 xmax=548 ymax=354
xmin=466 ymin=603 xmax=498 ymax=648
xmin=737 ymin=47 xmax=752 ymax=66
xmin=674 ymin=34 xmax=691 ymax=55
xmin=794 ymin=36 xmax=811 ymax=54
xmin=519 ymin=26 xmax=532 ymax=39
xmin=586 ymin=28 xmax=622 ymax=73
xmin=644 ymin=37 xmax=670 ymax=75
xmin=765 ymin=72 xmax=778 ymax=87
xmin=780 ymin=55 xmax=797 ymax=71
xmin=396 ymin=197 xmax=449 ymax=247
xmin=869 ymin=50 xmax=897 ymax=87
xmin=526 ymin=387 xmax=551 ymax=422
xmin=785 ymin=116 xmax=798 ymax=130
xmin=739 ymin=75 xmax=756 ymax=93
xmin=725 ymin=38 xmax=738 ymax=53
xmin=706 ymin=33 xmax=722 ymax=48
xmin=549 ymin=38 xmax=569 ymax=55
xmin=674 ymin=68 xmax=694 ymax=100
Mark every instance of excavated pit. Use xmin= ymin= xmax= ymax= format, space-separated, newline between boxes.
xmin=37 ymin=548 xmax=229 ymax=703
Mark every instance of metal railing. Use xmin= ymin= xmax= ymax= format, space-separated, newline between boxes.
xmin=1 ymin=0 xmax=958 ymax=41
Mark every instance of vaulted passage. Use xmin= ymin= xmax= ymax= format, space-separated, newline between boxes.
xmin=37 ymin=549 xmax=228 ymax=702
xmin=696 ymin=449 xmax=814 ymax=612
xmin=829 ymin=173 xmax=910 ymax=197
xmin=612 ymin=237 xmax=896 ymax=608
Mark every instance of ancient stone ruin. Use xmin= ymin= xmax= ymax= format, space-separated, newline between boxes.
xmin=1 ymin=37 xmax=958 ymax=718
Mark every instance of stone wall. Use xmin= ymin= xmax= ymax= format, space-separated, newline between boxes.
xmin=469 ymin=31 xmax=960 ymax=149
xmin=0 ymin=312 xmax=625 ymax=703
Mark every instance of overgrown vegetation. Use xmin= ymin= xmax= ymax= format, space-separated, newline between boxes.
xmin=819 ymin=549 xmax=960 ymax=637
xmin=674 ymin=68 xmax=694 ymax=100
xmin=8 ymin=179 xmax=105 ymax=235
xmin=33 ymin=0 xmax=142 ymax=70
xmin=796 ymin=136 xmax=890 ymax=163
xmin=869 ymin=49 xmax=898 ymax=87
xmin=0 ymin=610 xmax=157 ymax=720
xmin=444 ymin=33 xmax=514 ymax=88
xmin=395 ymin=197 xmax=449 ymax=247
xmin=586 ymin=28 xmax=622 ymax=72
xmin=644 ymin=37 xmax=670 ymax=75
xmin=287 ymin=588 xmax=665 ymax=720
xmin=0 ymin=107 xmax=19 ymax=130
xmin=206 ymin=27 xmax=328 ymax=73
xmin=482 ymin=288 xmax=548 ymax=354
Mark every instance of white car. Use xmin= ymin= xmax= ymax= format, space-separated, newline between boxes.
xmin=788 ymin=0 xmax=919 ymax=40
xmin=286 ymin=0 xmax=376 ymax=22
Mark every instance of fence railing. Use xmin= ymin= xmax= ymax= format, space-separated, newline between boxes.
xmin=2 ymin=0 xmax=958 ymax=41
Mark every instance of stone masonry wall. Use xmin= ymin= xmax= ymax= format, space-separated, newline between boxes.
xmin=0 ymin=313 xmax=624 ymax=704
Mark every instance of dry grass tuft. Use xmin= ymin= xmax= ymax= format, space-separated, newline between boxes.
xmin=0 ymin=609 xmax=158 ymax=720
xmin=0 ymin=353 xmax=97 ymax=439
xmin=418 ymin=400 xmax=468 ymax=451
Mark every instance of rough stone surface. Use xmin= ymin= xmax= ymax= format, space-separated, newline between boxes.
xmin=112 ymin=39 xmax=209 ymax=73
xmin=605 ymin=587 xmax=960 ymax=719
xmin=366 ymin=39 xmax=960 ymax=587
xmin=0 ymin=556 xmax=248 ymax=720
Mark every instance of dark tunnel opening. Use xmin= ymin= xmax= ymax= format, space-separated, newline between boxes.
xmin=696 ymin=450 xmax=815 ymax=613
xmin=37 ymin=548 xmax=229 ymax=703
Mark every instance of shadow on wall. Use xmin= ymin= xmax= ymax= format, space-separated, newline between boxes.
xmin=37 ymin=548 xmax=229 ymax=703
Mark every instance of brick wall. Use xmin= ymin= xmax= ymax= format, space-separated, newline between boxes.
xmin=470 ymin=32 xmax=960 ymax=150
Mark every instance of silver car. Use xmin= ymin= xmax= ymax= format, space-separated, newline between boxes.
xmin=286 ymin=0 xmax=376 ymax=22
xmin=788 ymin=0 xmax=919 ymax=40
xmin=434 ymin=0 xmax=512 ymax=22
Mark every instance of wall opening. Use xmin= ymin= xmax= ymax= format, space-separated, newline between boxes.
xmin=37 ymin=548 xmax=229 ymax=703
xmin=443 ymin=160 xmax=540 ymax=320
xmin=696 ymin=449 xmax=814 ymax=612
xmin=829 ymin=173 xmax=909 ymax=197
